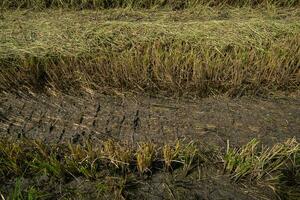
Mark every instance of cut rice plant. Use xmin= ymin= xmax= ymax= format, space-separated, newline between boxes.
xmin=163 ymin=141 xmax=181 ymax=171
xmin=0 ymin=9 xmax=299 ymax=97
xmin=136 ymin=142 xmax=156 ymax=174
xmin=224 ymin=139 xmax=260 ymax=182
xmin=64 ymin=142 xmax=100 ymax=179
xmin=177 ymin=141 xmax=199 ymax=177
xmin=224 ymin=138 xmax=300 ymax=200
xmin=0 ymin=137 xmax=299 ymax=199
xmin=102 ymin=140 xmax=132 ymax=171
xmin=224 ymin=138 xmax=300 ymax=182
xmin=162 ymin=140 xmax=213 ymax=174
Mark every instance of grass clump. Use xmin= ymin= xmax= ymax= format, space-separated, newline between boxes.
xmin=102 ymin=140 xmax=132 ymax=171
xmin=162 ymin=140 xmax=218 ymax=175
xmin=136 ymin=142 xmax=156 ymax=174
xmin=163 ymin=141 xmax=181 ymax=171
xmin=64 ymin=142 xmax=100 ymax=179
xmin=224 ymin=138 xmax=300 ymax=198
xmin=177 ymin=141 xmax=199 ymax=176
xmin=224 ymin=138 xmax=300 ymax=182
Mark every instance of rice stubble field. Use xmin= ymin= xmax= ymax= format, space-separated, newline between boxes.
xmin=0 ymin=1 xmax=300 ymax=199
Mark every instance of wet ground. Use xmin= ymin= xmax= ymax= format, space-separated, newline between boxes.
xmin=1 ymin=170 xmax=274 ymax=200
xmin=1 ymin=92 xmax=299 ymax=147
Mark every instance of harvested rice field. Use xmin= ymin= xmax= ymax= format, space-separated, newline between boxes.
xmin=0 ymin=1 xmax=300 ymax=199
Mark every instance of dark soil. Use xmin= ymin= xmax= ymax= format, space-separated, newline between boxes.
xmin=1 ymin=167 xmax=274 ymax=200
xmin=1 ymin=92 xmax=299 ymax=147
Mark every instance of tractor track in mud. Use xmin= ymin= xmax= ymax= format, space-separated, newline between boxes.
xmin=1 ymin=92 xmax=299 ymax=147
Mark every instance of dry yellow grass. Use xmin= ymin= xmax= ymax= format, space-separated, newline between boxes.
xmin=136 ymin=142 xmax=156 ymax=174
xmin=1 ymin=0 xmax=299 ymax=9
xmin=0 ymin=9 xmax=299 ymax=96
